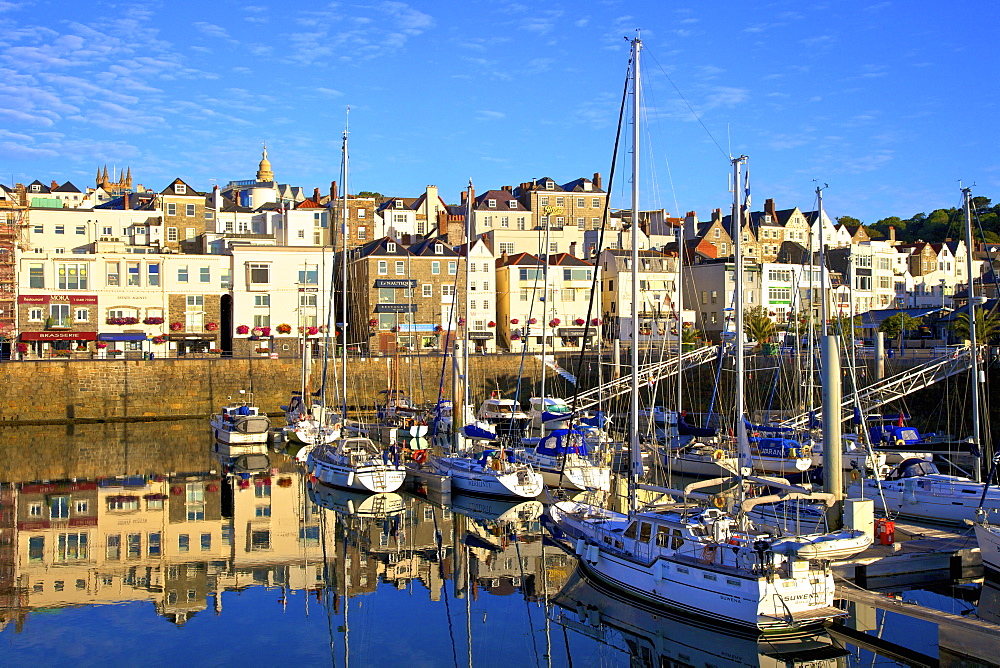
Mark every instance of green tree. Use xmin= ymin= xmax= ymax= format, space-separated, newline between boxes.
xmin=828 ymin=314 xmax=863 ymax=341
xmin=743 ymin=305 xmax=776 ymax=348
xmin=951 ymin=307 xmax=1000 ymax=344
xmin=879 ymin=313 xmax=923 ymax=349
xmin=836 ymin=215 xmax=864 ymax=228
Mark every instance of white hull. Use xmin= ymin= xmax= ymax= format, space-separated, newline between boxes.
xmin=665 ymin=451 xmax=739 ymax=478
xmin=849 ymin=475 xmax=1000 ymax=525
xmin=537 ymin=466 xmax=611 ymax=492
xmin=550 ymin=501 xmax=843 ymax=632
xmin=432 ymin=456 xmax=543 ymax=498
xmin=211 ymin=420 xmax=270 ymax=444
xmin=976 ymin=523 xmax=1000 ymax=573
xmin=308 ymin=458 xmax=406 ymax=493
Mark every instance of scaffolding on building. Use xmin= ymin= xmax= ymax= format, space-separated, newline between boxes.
xmin=0 ymin=186 xmax=28 ymax=340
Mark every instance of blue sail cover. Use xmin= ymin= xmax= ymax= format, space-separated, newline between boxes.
xmin=751 ymin=437 xmax=800 ymax=458
xmin=463 ymin=424 xmax=498 ymax=441
xmin=678 ymin=415 xmax=716 ymax=438
xmin=541 ymin=411 xmax=573 ymax=423
xmin=580 ymin=411 xmax=609 ymax=429
xmin=536 ymin=429 xmax=588 ymax=456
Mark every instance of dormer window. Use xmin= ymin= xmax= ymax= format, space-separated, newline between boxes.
xmin=387 ymin=242 xmax=397 ymax=253
xmin=487 ymin=199 xmax=496 ymax=208
xmin=764 ymin=214 xmax=772 ymax=223
xmin=434 ymin=244 xmax=443 ymax=254
xmin=395 ymin=199 xmax=403 ymax=207
xmin=545 ymin=181 xmax=554 ymax=190
xmin=30 ymin=184 xmax=40 ymax=192
xmin=508 ymin=200 xmax=517 ymax=209
xmin=175 ymin=183 xmax=187 ymax=194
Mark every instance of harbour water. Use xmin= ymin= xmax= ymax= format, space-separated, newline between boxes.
xmin=0 ymin=421 xmax=991 ymax=666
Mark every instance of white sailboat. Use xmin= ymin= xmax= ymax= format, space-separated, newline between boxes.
xmin=430 ymin=180 xmax=544 ymax=499
xmin=550 ymin=37 xmax=865 ymax=633
xmin=307 ymin=117 xmax=406 ymax=495
xmin=850 ymin=187 xmax=993 ymax=526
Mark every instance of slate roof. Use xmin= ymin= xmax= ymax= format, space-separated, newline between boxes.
xmin=408 ymin=237 xmax=459 ymax=257
xmin=353 ymin=236 xmax=412 ymax=258
xmin=52 ymin=181 xmax=81 ymax=193
xmin=474 ymin=190 xmax=526 ymax=211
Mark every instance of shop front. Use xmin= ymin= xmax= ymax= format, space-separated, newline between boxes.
xmin=97 ymin=332 xmax=149 ymax=359
xmin=19 ymin=331 xmax=98 ymax=358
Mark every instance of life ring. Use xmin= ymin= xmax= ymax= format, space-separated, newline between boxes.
xmin=712 ymin=495 xmax=726 ymax=509
xmin=412 ymin=449 xmax=427 ymax=464
xmin=711 ymin=449 xmax=725 ymax=461
xmin=895 ymin=439 xmax=905 ymax=448
xmin=851 ymin=470 xmax=860 ymax=481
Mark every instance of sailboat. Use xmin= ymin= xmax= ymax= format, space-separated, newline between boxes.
xmin=306 ymin=118 xmax=406 ymax=495
xmin=550 ymin=36 xmax=866 ymax=633
xmin=850 ymin=187 xmax=994 ymax=525
xmin=429 ymin=180 xmax=544 ymax=499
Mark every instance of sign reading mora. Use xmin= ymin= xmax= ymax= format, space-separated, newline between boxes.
xmin=374 ymin=304 xmax=419 ymax=313
xmin=374 ymin=279 xmax=417 ymax=288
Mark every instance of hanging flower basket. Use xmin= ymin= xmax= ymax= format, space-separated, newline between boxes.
xmin=487 ymin=321 xmax=496 ymax=328
xmin=152 ymin=336 xmax=167 ymax=345
xmin=368 ymin=319 xmax=378 ymax=327
xmin=574 ymin=318 xmax=585 ymax=326
xmin=458 ymin=317 xmax=466 ymax=326
xmin=306 ymin=326 xmax=319 ymax=336
xmin=510 ymin=334 xmax=521 ymax=341
xmin=95 ymin=342 xmax=108 ymax=349
xmin=434 ymin=325 xmax=444 ymax=333
xmin=170 ymin=322 xmax=183 ymax=331
xmin=15 ymin=342 xmax=27 ymax=353
xmin=549 ymin=318 xmax=561 ymax=327
xmin=510 ymin=318 xmax=519 ymax=325
xmin=277 ymin=477 xmax=293 ymax=488
xmin=390 ymin=325 xmax=400 ymax=333
xmin=206 ymin=483 xmax=220 ymax=493
xmin=238 ymin=479 xmax=251 ymax=489
xmin=276 ymin=323 xmax=292 ymax=334
xmin=143 ymin=317 xmax=164 ymax=325
xmin=205 ymin=322 xmax=219 ymax=331
xmin=170 ymin=486 xmax=183 ymax=496
xmin=236 ymin=325 xmax=250 ymax=335
xmin=251 ymin=327 xmax=263 ymax=337
xmin=591 ymin=318 xmax=601 ymax=326
xmin=528 ymin=318 xmax=537 ymax=325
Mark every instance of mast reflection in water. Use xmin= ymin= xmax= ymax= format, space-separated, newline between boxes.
xmin=0 ymin=424 xmax=954 ymax=664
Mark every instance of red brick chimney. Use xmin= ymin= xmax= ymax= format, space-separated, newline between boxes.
xmin=330 ymin=180 xmax=338 ymax=201
xmin=765 ymin=198 xmax=777 ymax=219
xmin=593 ymin=172 xmax=602 ymax=190
xmin=460 ymin=191 xmax=468 ymax=206
xmin=889 ymin=225 xmax=896 ymax=244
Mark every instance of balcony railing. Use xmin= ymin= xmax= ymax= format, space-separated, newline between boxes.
xmin=45 ymin=316 xmax=72 ymax=330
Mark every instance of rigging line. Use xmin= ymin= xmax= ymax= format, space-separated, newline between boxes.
xmin=567 ymin=51 xmax=631 ymax=416
xmin=513 ymin=535 xmax=542 ymax=668
xmin=643 ymin=46 xmax=729 ymax=160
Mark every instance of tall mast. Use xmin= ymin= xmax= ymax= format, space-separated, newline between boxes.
xmin=463 ymin=180 xmax=473 ymax=426
xmin=340 ymin=111 xmax=350 ymax=418
xmin=732 ymin=155 xmax=750 ymax=472
xmin=963 ymin=186 xmax=982 ymax=482
xmin=628 ymin=35 xmax=642 ymax=514
xmin=816 ymin=185 xmax=828 ymax=336
xmin=675 ymin=203 xmax=684 ymax=440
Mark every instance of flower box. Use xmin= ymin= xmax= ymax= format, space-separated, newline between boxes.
xmin=276 ymin=323 xmax=292 ymax=334
xmin=107 ymin=317 xmax=139 ymax=325
xmin=205 ymin=322 xmax=219 ymax=331
xmin=143 ymin=317 xmax=164 ymax=325
xmin=236 ymin=325 xmax=250 ymax=335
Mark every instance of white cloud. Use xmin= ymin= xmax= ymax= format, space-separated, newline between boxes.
xmin=477 ymin=110 xmax=505 ymax=120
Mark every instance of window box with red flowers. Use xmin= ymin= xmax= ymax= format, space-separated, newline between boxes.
xmin=205 ymin=322 xmax=219 ymax=331
xmin=276 ymin=323 xmax=292 ymax=334
xmin=143 ymin=317 xmax=164 ymax=325
xmin=209 ymin=348 xmax=223 ymax=354
xmin=107 ymin=316 xmax=140 ymax=325
xmin=236 ymin=325 xmax=250 ymax=335
xmin=255 ymin=347 xmax=270 ymax=354
xmin=52 ymin=349 xmax=72 ymax=358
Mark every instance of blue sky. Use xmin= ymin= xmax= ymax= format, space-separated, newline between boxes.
xmin=0 ymin=1 xmax=996 ymax=224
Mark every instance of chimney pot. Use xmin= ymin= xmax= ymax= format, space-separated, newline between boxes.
xmin=330 ymin=181 xmax=338 ymax=201
xmin=593 ymin=172 xmax=602 ymax=190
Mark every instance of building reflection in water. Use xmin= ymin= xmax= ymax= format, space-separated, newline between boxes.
xmin=0 ymin=436 xmax=573 ymax=634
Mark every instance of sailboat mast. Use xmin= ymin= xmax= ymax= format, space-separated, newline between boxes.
xmin=675 ymin=202 xmax=684 ymax=440
xmin=629 ymin=35 xmax=642 ymax=514
xmin=340 ymin=114 xmax=350 ymax=418
xmin=732 ymin=156 xmax=750 ymax=471
xmin=463 ymin=180 xmax=473 ymax=426
xmin=963 ymin=186 xmax=982 ymax=482
xmin=816 ymin=186 xmax=828 ymax=336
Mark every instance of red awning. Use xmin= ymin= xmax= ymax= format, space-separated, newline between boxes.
xmin=20 ymin=331 xmax=98 ymax=341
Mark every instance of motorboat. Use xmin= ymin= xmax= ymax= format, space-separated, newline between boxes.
xmin=210 ymin=392 xmax=271 ymax=444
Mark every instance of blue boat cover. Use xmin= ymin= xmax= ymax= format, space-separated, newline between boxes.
xmin=750 ymin=437 xmax=800 ymax=458
xmin=678 ymin=415 xmax=716 ymax=438
xmin=541 ymin=411 xmax=572 ymax=423
xmin=535 ymin=428 xmax=588 ymax=456
xmin=463 ymin=424 xmax=497 ymax=441
xmin=580 ymin=411 xmax=609 ymax=428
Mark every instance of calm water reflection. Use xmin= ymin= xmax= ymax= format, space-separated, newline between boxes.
xmin=0 ymin=421 xmax=962 ymax=666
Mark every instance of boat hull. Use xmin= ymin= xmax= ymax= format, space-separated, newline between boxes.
xmin=211 ymin=420 xmax=270 ymax=444
xmin=432 ymin=457 xmax=543 ymax=498
xmin=975 ymin=523 xmax=1000 ymax=573
xmin=307 ymin=458 xmax=406 ymax=493
xmin=549 ymin=501 xmax=842 ymax=633
xmin=849 ymin=476 xmax=1000 ymax=525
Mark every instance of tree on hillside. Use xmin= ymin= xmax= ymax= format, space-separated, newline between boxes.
xmin=836 ymin=215 xmax=863 ymax=228
xmin=951 ymin=307 xmax=1000 ymax=344
xmin=743 ymin=305 xmax=776 ymax=348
